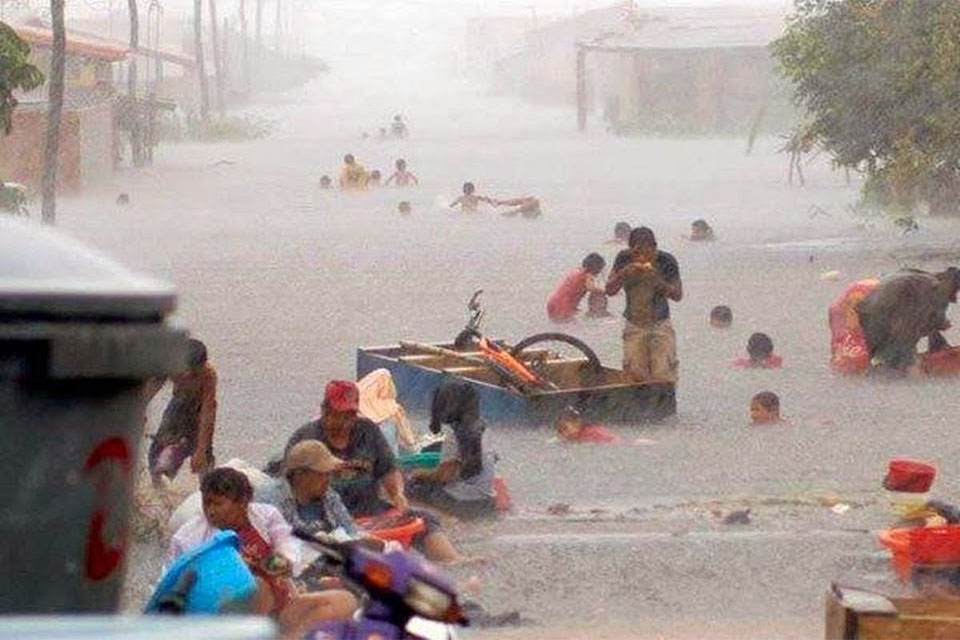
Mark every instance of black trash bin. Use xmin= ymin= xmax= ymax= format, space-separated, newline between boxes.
xmin=0 ymin=219 xmax=188 ymax=613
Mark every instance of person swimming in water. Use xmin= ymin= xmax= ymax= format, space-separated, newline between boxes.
xmin=496 ymin=196 xmax=542 ymax=218
xmin=450 ymin=182 xmax=495 ymax=213
xmin=386 ymin=159 xmax=419 ymax=187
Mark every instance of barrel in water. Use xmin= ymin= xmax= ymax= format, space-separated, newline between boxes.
xmin=0 ymin=219 xmax=187 ymax=613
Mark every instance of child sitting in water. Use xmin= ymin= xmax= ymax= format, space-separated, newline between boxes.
xmin=749 ymin=391 xmax=783 ymax=425
xmin=450 ymin=182 xmax=495 ymax=213
xmin=367 ymin=170 xmax=382 ymax=187
xmin=546 ymin=253 xmax=608 ymax=323
xmin=608 ymin=222 xmax=631 ymax=245
xmin=339 ymin=154 xmax=368 ymax=190
xmin=385 ymin=159 xmax=419 ymax=187
xmin=733 ymin=332 xmax=783 ymax=368
xmin=686 ymin=219 xmax=715 ymax=241
xmin=319 ymin=175 xmax=332 ymax=189
xmin=710 ymin=305 xmax=733 ymax=328
xmin=555 ymin=407 xmax=621 ymax=444
xmin=397 ymin=201 xmax=412 ymax=215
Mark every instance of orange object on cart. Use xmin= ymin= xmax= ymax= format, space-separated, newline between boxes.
xmin=355 ymin=509 xmax=425 ymax=549
xmin=878 ymin=526 xmax=960 ymax=582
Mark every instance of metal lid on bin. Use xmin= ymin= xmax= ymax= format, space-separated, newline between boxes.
xmin=0 ymin=218 xmax=176 ymax=320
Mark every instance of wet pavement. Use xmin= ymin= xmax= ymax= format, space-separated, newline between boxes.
xmin=53 ymin=69 xmax=960 ymax=635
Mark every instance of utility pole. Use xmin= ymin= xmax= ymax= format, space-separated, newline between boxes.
xmin=127 ymin=0 xmax=145 ymax=166
xmin=41 ymin=0 xmax=66 ymax=224
xmin=193 ymin=0 xmax=209 ymax=122
xmin=576 ymin=44 xmax=587 ymax=132
xmin=208 ymin=0 xmax=224 ymax=117
xmin=239 ymin=0 xmax=249 ymax=92
xmin=273 ymin=0 xmax=280 ymax=51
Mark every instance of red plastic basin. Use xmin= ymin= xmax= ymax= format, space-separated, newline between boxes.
xmin=355 ymin=509 xmax=425 ymax=549
xmin=879 ymin=525 xmax=960 ymax=581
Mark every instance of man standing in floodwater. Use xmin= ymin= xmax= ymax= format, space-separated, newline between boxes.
xmin=606 ymin=226 xmax=683 ymax=382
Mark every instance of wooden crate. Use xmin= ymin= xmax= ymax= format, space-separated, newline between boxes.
xmin=826 ymin=582 xmax=960 ymax=639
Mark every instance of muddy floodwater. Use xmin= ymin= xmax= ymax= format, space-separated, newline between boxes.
xmin=57 ymin=70 xmax=960 ymax=636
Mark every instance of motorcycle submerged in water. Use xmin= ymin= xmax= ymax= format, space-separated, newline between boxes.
xmin=295 ymin=529 xmax=469 ymax=640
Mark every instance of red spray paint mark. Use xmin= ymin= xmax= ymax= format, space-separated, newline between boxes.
xmin=83 ymin=437 xmax=132 ymax=581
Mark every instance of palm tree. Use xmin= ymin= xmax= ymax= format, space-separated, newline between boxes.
xmin=193 ymin=0 xmax=209 ymax=122
xmin=41 ymin=0 xmax=65 ymax=224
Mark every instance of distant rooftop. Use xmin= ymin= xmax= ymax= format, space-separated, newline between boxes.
xmin=14 ymin=24 xmax=129 ymax=61
xmin=579 ymin=3 xmax=790 ymax=51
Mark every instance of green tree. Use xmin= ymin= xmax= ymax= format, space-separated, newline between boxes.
xmin=0 ymin=21 xmax=44 ymax=135
xmin=772 ymin=0 xmax=960 ymax=215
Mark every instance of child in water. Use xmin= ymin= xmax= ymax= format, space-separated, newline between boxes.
xmin=686 ymin=219 xmax=715 ymax=241
xmin=318 ymin=175 xmax=332 ymax=189
xmin=497 ymin=196 xmax=541 ymax=218
xmin=450 ymin=182 xmax=496 ymax=213
xmin=386 ymin=159 xmax=419 ymax=187
xmin=546 ymin=253 xmax=608 ymax=323
xmin=710 ymin=305 xmax=733 ymax=328
xmin=398 ymin=201 xmax=412 ymax=215
xmin=339 ymin=154 xmax=368 ymax=190
xmin=367 ymin=170 xmax=382 ymax=187
xmin=733 ymin=332 xmax=783 ymax=368
xmin=750 ymin=391 xmax=783 ymax=425
xmin=555 ymin=407 xmax=621 ymax=444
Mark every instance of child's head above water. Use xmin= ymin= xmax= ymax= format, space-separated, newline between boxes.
xmin=555 ymin=406 xmax=584 ymax=440
xmin=398 ymin=201 xmax=411 ymax=214
xmin=710 ymin=305 xmax=733 ymax=329
xmin=319 ymin=175 xmax=332 ymax=188
xmin=747 ymin=332 xmax=774 ymax=362
xmin=690 ymin=218 xmax=713 ymax=240
xmin=369 ymin=170 xmax=381 ymax=181
xmin=344 ymin=154 xmax=355 ymax=165
xmin=750 ymin=391 xmax=781 ymax=424
xmin=614 ymin=221 xmax=631 ymax=242
xmin=462 ymin=182 xmax=475 ymax=195
xmin=396 ymin=158 xmax=407 ymax=171
xmin=582 ymin=252 xmax=606 ymax=275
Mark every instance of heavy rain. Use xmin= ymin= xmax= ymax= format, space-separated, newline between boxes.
xmin=5 ymin=0 xmax=960 ymax=638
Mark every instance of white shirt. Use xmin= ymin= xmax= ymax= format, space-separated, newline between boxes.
xmin=164 ymin=502 xmax=301 ymax=574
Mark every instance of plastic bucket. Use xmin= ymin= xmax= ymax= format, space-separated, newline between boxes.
xmin=884 ymin=459 xmax=937 ymax=493
xmin=398 ymin=451 xmax=441 ymax=470
xmin=146 ymin=530 xmax=257 ymax=614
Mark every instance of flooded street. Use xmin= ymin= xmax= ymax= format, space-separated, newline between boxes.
xmin=56 ymin=66 xmax=960 ymax=635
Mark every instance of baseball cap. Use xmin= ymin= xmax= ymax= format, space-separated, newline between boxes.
xmin=324 ymin=379 xmax=360 ymax=412
xmin=284 ymin=440 xmax=344 ymax=475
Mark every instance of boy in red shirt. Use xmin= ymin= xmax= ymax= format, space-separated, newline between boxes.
xmin=555 ymin=407 xmax=621 ymax=444
xmin=546 ymin=253 xmax=607 ymax=323
xmin=732 ymin=332 xmax=783 ymax=369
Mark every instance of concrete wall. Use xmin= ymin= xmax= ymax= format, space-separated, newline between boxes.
xmin=0 ymin=103 xmax=114 ymax=193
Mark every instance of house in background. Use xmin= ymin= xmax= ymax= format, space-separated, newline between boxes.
xmin=486 ymin=2 xmax=795 ymax=136
xmin=1 ymin=24 xmax=127 ymax=191
xmin=580 ymin=4 xmax=793 ymax=135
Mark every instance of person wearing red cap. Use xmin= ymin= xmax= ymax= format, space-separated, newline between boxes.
xmin=283 ymin=380 xmax=469 ymax=564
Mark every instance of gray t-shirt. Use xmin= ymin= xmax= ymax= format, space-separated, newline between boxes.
xmin=439 ymin=426 xmax=495 ymax=501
